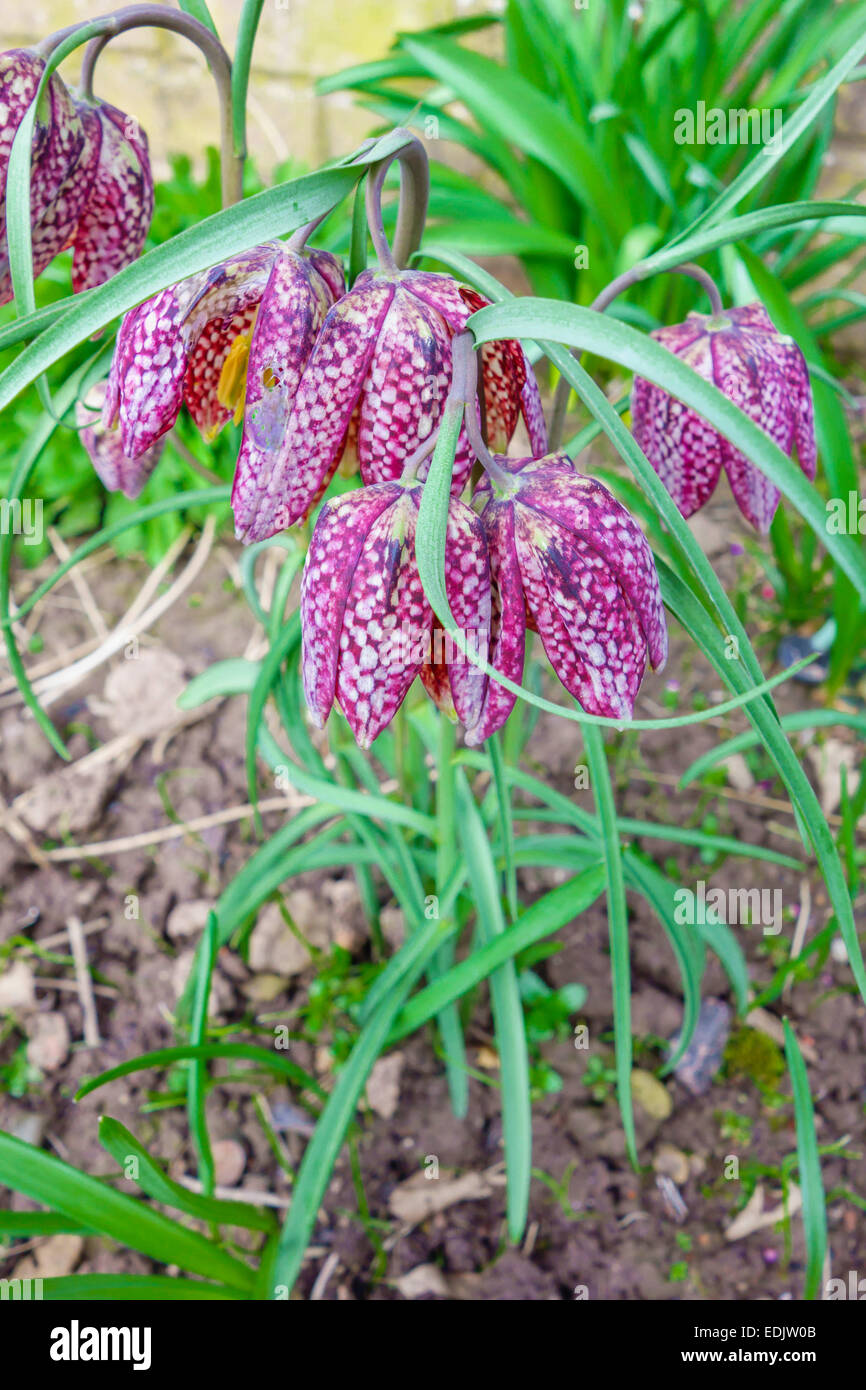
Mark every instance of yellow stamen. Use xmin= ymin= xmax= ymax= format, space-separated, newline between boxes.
xmin=216 ymin=321 xmax=256 ymax=429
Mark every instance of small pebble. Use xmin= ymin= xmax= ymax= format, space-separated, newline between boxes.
xmin=211 ymin=1139 xmax=246 ymax=1187
xmin=27 ymin=1012 xmax=70 ymax=1072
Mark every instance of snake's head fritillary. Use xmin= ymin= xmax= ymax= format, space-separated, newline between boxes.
xmin=467 ymin=452 xmax=667 ymax=742
xmin=300 ymin=481 xmax=491 ymax=747
xmin=0 ymin=54 xmax=154 ymax=302
xmin=76 ymin=380 xmax=165 ymax=498
xmin=69 ymin=100 xmax=154 ymax=294
xmin=631 ymin=301 xmax=816 ymax=533
xmin=247 ymin=270 xmax=546 ymax=540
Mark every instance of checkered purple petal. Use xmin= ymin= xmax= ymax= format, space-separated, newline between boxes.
xmin=514 ymin=506 xmax=647 ymax=720
xmin=301 ymin=482 xmax=403 ymax=727
xmin=231 ymin=248 xmax=335 ymax=538
xmin=419 ymin=494 xmax=491 ymax=729
xmin=334 ymin=490 xmax=432 ymax=747
xmin=514 ymin=456 xmax=667 ymax=670
xmin=245 ymin=280 xmax=395 ymax=541
xmin=356 ymin=282 xmax=452 ymax=486
xmin=464 ymin=500 xmax=525 ymax=746
xmin=71 ymin=100 xmax=154 ymax=293
xmin=77 ymin=380 xmax=165 ymax=498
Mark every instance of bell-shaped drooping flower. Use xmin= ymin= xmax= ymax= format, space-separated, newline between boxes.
xmin=68 ymin=100 xmax=154 ymax=293
xmin=101 ymin=243 xmax=344 ymax=481
xmin=467 ymin=452 xmax=667 ymax=744
xmin=0 ymin=50 xmax=154 ymax=302
xmin=76 ymin=381 xmax=165 ymax=499
xmin=237 ymin=269 xmax=546 ymax=543
xmin=301 ymin=481 xmax=491 ymax=748
xmin=631 ymin=302 xmax=816 ymax=533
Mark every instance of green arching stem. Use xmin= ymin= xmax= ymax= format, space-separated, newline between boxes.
xmin=549 ymin=261 xmax=725 ymax=451
xmin=365 ymin=129 xmax=430 ymax=273
xmin=592 ymin=260 xmax=724 ymax=317
xmin=451 ymin=331 xmax=515 ymax=491
xmin=40 ymin=5 xmax=242 ymax=208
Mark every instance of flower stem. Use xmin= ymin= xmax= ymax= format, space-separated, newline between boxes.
xmin=549 ymin=260 xmax=725 ymax=451
xmin=591 ymin=261 xmax=724 ymax=316
xmin=365 ymin=129 xmax=430 ymax=274
xmin=451 ymin=331 xmax=514 ymax=490
xmin=41 ymin=5 xmax=241 ymax=208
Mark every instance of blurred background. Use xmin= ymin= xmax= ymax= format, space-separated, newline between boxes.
xmin=1 ymin=0 xmax=486 ymax=174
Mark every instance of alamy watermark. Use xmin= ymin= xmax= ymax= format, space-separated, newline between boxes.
xmin=674 ymin=101 xmax=782 ymax=148
xmin=826 ymin=492 xmax=866 ymax=535
xmin=674 ymin=879 xmax=782 ymax=935
xmin=0 ymin=497 xmax=43 ymax=545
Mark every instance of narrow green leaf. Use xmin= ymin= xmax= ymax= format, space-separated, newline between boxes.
xmin=583 ymin=726 xmax=637 ymax=1168
xmin=75 ymin=1043 xmax=325 ymax=1103
xmin=40 ymin=1274 xmax=247 ymax=1300
xmin=680 ymin=710 xmax=866 ymax=787
xmin=98 ymin=1118 xmax=275 ymax=1232
xmin=456 ymin=774 xmax=531 ymax=1242
xmin=188 ymin=912 xmax=218 ymax=1195
xmin=232 ymin=0 xmax=266 ymax=157
xmin=388 ymin=867 xmax=607 ymax=1042
xmin=0 ymin=1133 xmax=255 ymax=1291
xmin=783 ymin=1020 xmax=827 ymax=1301
xmin=670 ymin=27 xmax=866 ymax=244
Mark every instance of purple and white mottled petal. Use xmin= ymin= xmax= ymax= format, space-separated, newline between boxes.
xmin=784 ymin=342 xmax=816 ymax=480
xmin=516 ymin=458 xmax=667 ymax=669
xmin=0 ymin=50 xmax=48 ymax=209
xmin=465 ymin=501 xmax=525 ymax=746
xmin=76 ymin=381 xmax=164 ymax=498
xmin=246 ymin=281 xmax=395 ymax=541
xmin=652 ymin=315 xmax=708 ymax=358
xmin=0 ymin=69 xmax=91 ymax=301
xmin=419 ymin=494 xmax=491 ymax=728
xmin=356 ymin=283 xmax=452 ymax=485
xmin=404 ymin=270 xmax=474 ymax=330
xmin=457 ymin=288 xmax=539 ymax=453
xmin=305 ymin=247 xmax=345 ymax=303
xmin=520 ymin=352 xmax=548 ymax=455
xmin=335 ymin=491 xmax=431 ymax=747
xmin=107 ymin=286 xmax=189 ymax=453
xmin=710 ymin=328 xmax=794 ymax=533
xmin=300 ymin=483 xmax=403 ymax=725
xmin=515 ymin=507 xmax=647 ymax=720
xmin=231 ymin=250 xmax=332 ymax=535
xmin=632 ymin=372 xmax=723 ymax=519
xmin=632 ymin=301 xmax=818 ymax=532
xmin=108 ymin=247 xmax=274 ymax=456
xmin=725 ymin=302 xmax=776 ymax=333
xmin=418 ymin=622 xmax=456 ymax=720
xmin=71 ymin=100 xmax=154 ymax=292
xmin=180 ymin=246 xmax=274 ymax=341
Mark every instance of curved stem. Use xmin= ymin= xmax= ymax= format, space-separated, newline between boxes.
xmin=46 ymin=6 xmax=241 ymax=208
xmin=286 ymin=211 xmax=329 ymax=253
xmin=591 ymin=261 xmax=724 ymax=316
xmin=365 ymin=129 xmax=430 ymax=274
xmin=549 ymin=261 xmax=725 ymax=450
xmin=451 ymin=332 xmax=514 ymax=491
xmin=398 ymin=429 xmax=439 ymax=483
